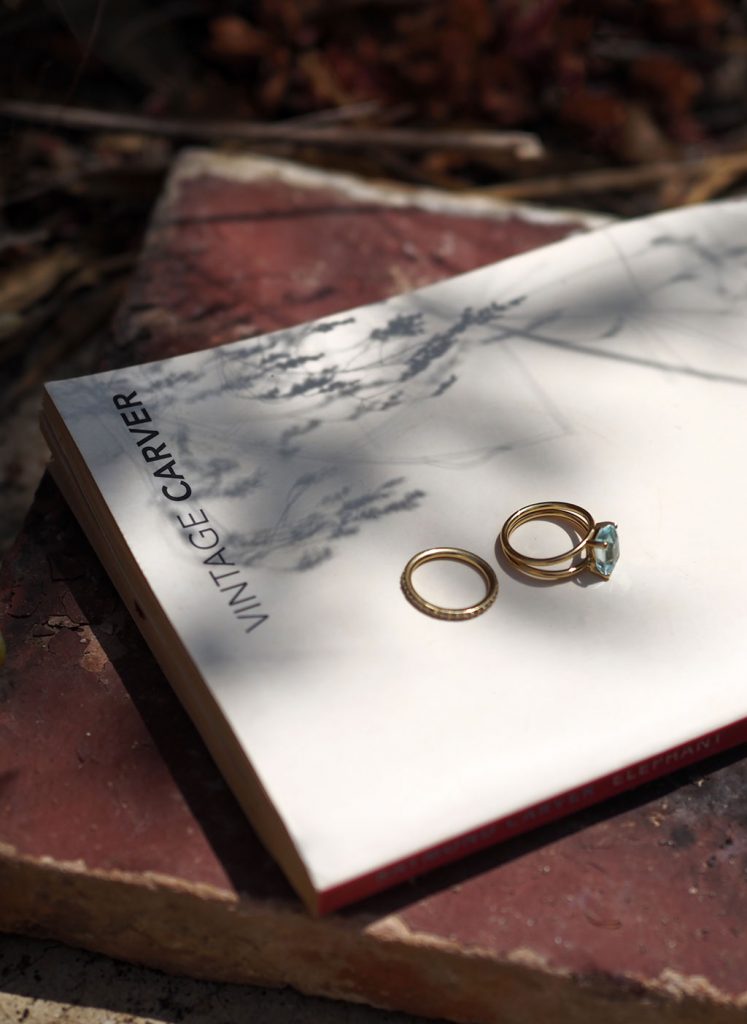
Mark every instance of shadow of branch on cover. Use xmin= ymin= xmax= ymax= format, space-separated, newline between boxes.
xmin=58 ymin=217 xmax=747 ymax=576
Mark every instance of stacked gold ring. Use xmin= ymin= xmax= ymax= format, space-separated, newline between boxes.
xmin=400 ymin=547 xmax=498 ymax=621
xmin=499 ymin=501 xmax=618 ymax=581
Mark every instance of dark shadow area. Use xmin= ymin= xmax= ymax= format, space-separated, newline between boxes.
xmin=0 ymin=935 xmax=435 ymax=1024
xmin=0 ymin=772 xmax=18 ymax=798
xmin=58 ymin=497 xmax=298 ymax=905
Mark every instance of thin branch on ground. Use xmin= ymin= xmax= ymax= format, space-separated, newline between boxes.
xmin=0 ymin=100 xmax=544 ymax=161
xmin=483 ymin=150 xmax=747 ymax=200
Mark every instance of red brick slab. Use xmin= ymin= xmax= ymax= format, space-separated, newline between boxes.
xmin=2 ymin=152 xmax=746 ymax=1023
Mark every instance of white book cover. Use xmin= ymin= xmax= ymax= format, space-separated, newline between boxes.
xmin=44 ymin=201 xmax=747 ymax=912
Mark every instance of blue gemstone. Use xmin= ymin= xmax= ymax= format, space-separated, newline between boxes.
xmin=592 ymin=523 xmax=619 ymax=578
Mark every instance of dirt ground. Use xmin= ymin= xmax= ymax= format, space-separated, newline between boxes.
xmin=0 ymin=934 xmax=435 ymax=1024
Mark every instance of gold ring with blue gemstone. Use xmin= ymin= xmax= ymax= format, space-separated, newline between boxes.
xmin=499 ymin=502 xmax=619 ymax=582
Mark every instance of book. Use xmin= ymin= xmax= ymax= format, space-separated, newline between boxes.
xmin=41 ymin=200 xmax=747 ymax=915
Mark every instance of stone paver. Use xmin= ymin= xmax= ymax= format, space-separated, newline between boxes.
xmin=3 ymin=152 xmax=747 ymax=1023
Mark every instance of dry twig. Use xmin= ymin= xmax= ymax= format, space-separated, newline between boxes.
xmin=0 ymin=100 xmax=544 ymax=161
xmin=485 ymin=151 xmax=747 ymax=201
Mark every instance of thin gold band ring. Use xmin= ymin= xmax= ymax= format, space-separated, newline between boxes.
xmin=500 ymin=502 xmax=619 ymax=581
xmin=401 ymin=547 xmax=498 ymax=620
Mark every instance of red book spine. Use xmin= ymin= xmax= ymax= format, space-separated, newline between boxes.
xmin=317 ymin=716 xmax=747 ymax=915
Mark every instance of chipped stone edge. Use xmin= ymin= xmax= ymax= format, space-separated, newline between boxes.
xmin=367 ymin=913 xmax=747 ymax=1011
xmin=160 ymin=148 xmax=613 ymax=231
xmin=0 ymin=840 xmax=258 ymax=912
xmin=4 ymin=843 xmax=747 ymax=1018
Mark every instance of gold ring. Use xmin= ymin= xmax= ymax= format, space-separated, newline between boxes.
xmin=499 ymin=502 xmax=619 ymax=581
xmin=401 ymin=547 xmax=498 ymax=621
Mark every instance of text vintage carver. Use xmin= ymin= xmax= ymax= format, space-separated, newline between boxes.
xmin=113 ymin=390 xmax=268 ymax=635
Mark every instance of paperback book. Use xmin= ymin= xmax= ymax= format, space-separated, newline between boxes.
xmin=42 ymin=200 xmax=747 ymax=913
